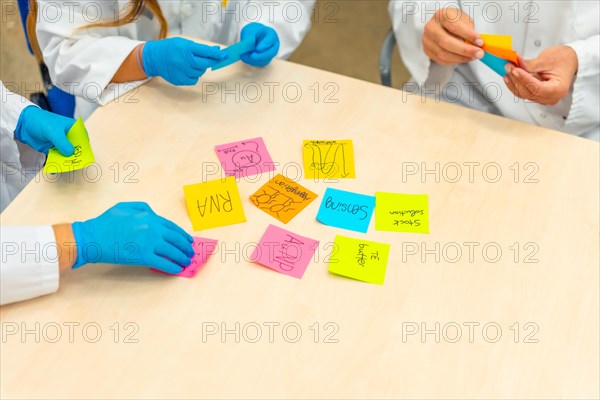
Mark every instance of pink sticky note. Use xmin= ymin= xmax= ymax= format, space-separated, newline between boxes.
xmin=153 ymin=237 xmax=218 ymax=278
xmin=215 ymin=137 xmax=275 ymax=178
xmin=251 ymin=224 xmax=319 ymax=279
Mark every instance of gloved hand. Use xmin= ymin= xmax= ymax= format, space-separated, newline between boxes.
xmin=142 ymin=37 xmax=226 ymax=86
xmin=72 ymin=202 xmax=195 ymax=274
xmin=240 ymin=23 xmax=280 ymax=67
xmin=14 ymin=105 xmax=75 ymax=156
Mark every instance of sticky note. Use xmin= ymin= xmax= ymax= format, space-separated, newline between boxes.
xmin=328 ymin=235 xmax=390 ymax=285
xmin=251 ymin=224 xmax=319 ymax=279
xmin=303 ymin=140 xmax=356 ymax=179
xmin=183 ymin=176 xmax=246 ymax=231
xmin=482 ymin=45 xmax=518 ymax=64
xmin=250 ymin=174 xmax=318 ymax=224
xmin=212 ymin=38 xmax=255 ymax=70
xmin=215 ymin=137 xmax=275 ymax=178
xmin=316 ymin=188 xmax=375 ymax=233
xmin=153 ymin=237 xmax=218 ymax=278
xmin=481 ymin=34 xmax=512 ymax=50
xmin=375 ymin=192 xmax=429 ymax=234
xmin=43 ymin=118 xmax=95 ymax=174
xmin=480 ymin=51 xmax=509 ymax=77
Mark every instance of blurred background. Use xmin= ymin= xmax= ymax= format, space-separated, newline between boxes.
xmin=1 ymin=0 xmax=410 ymax=98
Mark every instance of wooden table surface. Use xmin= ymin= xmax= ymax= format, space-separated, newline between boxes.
xmin=1 ymin=49 xmax=598 ymax=399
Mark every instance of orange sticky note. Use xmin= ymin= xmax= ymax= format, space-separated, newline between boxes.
xmin=480 ymin=34 xmax=512 ymax=50
xmin=482 ymin=45 xmax=518 ymax=64
xmin=250 ymin=174 xmax=318 ymax=224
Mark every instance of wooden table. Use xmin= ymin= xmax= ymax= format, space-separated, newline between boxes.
xmin=1 ymin=49 xmax=598 ymax=399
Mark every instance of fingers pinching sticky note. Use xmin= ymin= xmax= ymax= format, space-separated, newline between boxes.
xmin=215 ymin=137 xmax=275 ymax=178
xmin=481 ymin=51 xmax=510 ymax=77
xmin=316 ymin=188 xmax=375 ymax=233
xmin=328 ymin=235 xmax=390 ymax=285
xmin=251 ymin=224 xmax=319 ymax=279
xmin=303 ymin=140 xmax=356 ymax=179
xmin=183 ymin=176 xmax=246 ymax=231
xmin=478 ymin=34 xmax=519 ymax=76
xmin=250 ymin=174 xmax=318 ymax=224
xmin=211 ymin=38 xmax=255 ymax=70
xmin=153 ymin=237 xmax=218 ymax=278
xmin=375 ymin=192 xmax=429 ymax=234
xmin=44 ymin=118 xmax=95 ymax=174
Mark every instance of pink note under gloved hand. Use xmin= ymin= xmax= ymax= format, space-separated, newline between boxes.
xmin=153 ymin=237 xmax=218 ymax=278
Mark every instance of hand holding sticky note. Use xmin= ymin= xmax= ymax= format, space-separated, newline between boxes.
xmin=153 ymin=237 xmax=218 ymax=278
xmin=211 ymin=38 xmax=255 ymax=70
xmin=479 ymin=34 xmax=519 ymax=77
xmin=44 ymin=118 xmax=95 ymax=174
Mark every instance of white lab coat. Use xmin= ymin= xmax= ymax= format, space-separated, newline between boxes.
xmin=389 ymin=0 xmax=600 ymax=140
xmin=0 ymin=226 xmax=60 ymax=305
xmin=35 ymin=0 xmax=315 ymax=118
xmin=0 ymin=81 xmax=46 ymax=212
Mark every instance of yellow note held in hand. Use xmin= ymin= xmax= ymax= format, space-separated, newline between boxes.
xmin=184 ymin=176 xmax=246 ymax=231
xmin=43 ymin=117 xmax=95 ymax=174
xmin=375 ymin=192 xmax=429 ymax=234
xmin=303 ymin=139 xmax=356 ymax=179
xmin=480 ymin=34 xmax=512 ymax=50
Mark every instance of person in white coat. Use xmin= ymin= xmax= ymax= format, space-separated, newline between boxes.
xmin=29 ymin=0 xmax=315 ymax=118
xmin=389 ymin=1 xmax=599 ymax=140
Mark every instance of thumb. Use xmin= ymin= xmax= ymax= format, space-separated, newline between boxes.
xmin=51 ymin=129 xmax=75 ymax=156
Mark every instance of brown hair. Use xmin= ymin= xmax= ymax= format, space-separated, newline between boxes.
xmin=27 ymin=0 xmax=168 ymax=63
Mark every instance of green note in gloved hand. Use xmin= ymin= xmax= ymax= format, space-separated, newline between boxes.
xmin=44 ymin=118 xmax=95 ymax=174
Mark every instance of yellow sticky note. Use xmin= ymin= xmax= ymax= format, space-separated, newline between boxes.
xmin=221 ymin=0 xmax=228 ymax=7
xmin=375 ymin=192 xmax=429 ymax=234
xmin=480 ymin=34 xmax=512 ymax=50
xmin=303 ymin=139 xmax=356 ymax=179
xmin=43 ymin=118 xmax=95 ymax=174
xmin=183 ymin=177 xmax=246 ymax=231
xmin=328 ymin=235 xmax=391 ymax=285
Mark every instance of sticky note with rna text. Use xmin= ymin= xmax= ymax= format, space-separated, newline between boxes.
xmin=44 ymin=118 xmax=95 ymax=174
xmin=328 ymin=235 xmax=390 ymax=285
xmin=250 ymin=174 xmax=318 ymax=223
xmin=303 ymin=139 xmax=355 ymax=179
xmin=375 ymin=192 xmax=429 ymax=234
xmin=251 ymin=224 xmax=319 ymax=279
xmin=316 ymin=188 xmax=375 ymax=233
xmin=183 ymin=176 xmax=246 ymax=231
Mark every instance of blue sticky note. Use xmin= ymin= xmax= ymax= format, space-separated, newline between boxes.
xmin=212 ymin=38 xmax=255 ymax=70
xmin=480 ymin=51 xmax=509 ymax=77
xmin=316 ymin=188 xmax=376 ymax=234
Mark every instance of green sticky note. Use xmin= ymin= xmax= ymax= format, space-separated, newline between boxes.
xmin=375 ymin=192 xmax=429 ymax=234
xmin=328 ymin=235 xmax=390 ymax=285
xmin=43 ymin=118 xmax=95 ymax=174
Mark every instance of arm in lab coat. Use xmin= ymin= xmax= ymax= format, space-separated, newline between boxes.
xmin=565 ymin=35 xmax=600 ymax=137
xmin=0 ymin=81 xmax=36 ymax=137
xmin=388 ymin=0 xmax=458 ymax=87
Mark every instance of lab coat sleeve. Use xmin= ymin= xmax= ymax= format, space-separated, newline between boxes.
xmin=0 ymin=81 xmax=35 ymax=137
xmin=564 ymin=35 xmax=600 ymax=136
xmin=389 ymin=0 xmax=458 ymax=86
xmin=241 ymin=0 xmax=315 ymax=59
xmin=0 ymin=226 xmax=60 ymax=306
xmin=35 ymin=1 xmax=145 ymax=106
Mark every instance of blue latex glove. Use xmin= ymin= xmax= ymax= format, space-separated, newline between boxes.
xmin=14 ymin=105 xmax=75 ymax=156
xmin=142 ymin=38 xmax=226 ymax=86
xmin=240 ymin=23 xmax=280 ymax=67
xmin=72 ymin=202 xmax=195 ymax=274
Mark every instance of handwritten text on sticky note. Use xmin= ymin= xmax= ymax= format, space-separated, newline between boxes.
xmin=44 ymin=118 xmax=95 ymax=174
xmin=251 ymin=224 xmax=319 ymax=279
xmin=375 ymin=192 xmax=429 ymax=234
xmin=250 ymin=174 xmax=318 ymax=223
xmin=184 ymin=176 xmax=246 ymax=231
xmin=316 ymin=188 xmax=375 ymax=233
xmin=153 ymin=237 xmax=218 ymax=278
xmin=215 ymin=137 xmax=275 ymax=178
xmin=328 ymin=235 xmax=390 ymax=285
xmin=303 ymin=140 xmax=355 ymax=179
